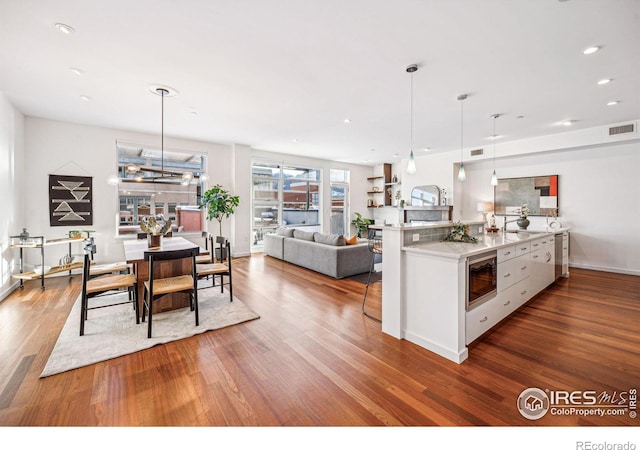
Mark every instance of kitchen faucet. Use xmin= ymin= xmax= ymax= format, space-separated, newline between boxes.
xmin=502 ymin=216 xmax=519 ymax=233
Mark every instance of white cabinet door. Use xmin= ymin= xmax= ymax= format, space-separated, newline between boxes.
xmin=498 ymin=258 xmax=518 ymax=291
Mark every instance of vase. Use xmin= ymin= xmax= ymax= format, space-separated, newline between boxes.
xmin=516 ymin=217 xmax=530 ymax=230
xmin=148 ymin=234 xmax=162 ymax=248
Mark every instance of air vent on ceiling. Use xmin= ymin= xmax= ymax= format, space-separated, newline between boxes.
xmin=470 ymin=148 xmax=484 ymax=156
xmin=609 ymin=124 xmax=634 ymax=135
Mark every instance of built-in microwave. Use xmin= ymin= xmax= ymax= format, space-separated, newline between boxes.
xmin=466 ymin=250 xmax=498 ymax=310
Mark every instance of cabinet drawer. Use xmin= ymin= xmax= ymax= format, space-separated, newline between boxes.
xmin=466 ymin=299 xmax=500 ymax=344
xmin=498 ymin=258 xmax=518 ymax=291
xmin=497 ymin=245 xmax=516 ymax=263
xmin=515 ymin=242 xmax=531 ymax=256
xmin=515 ymin=254 xmax=531 ymax=282
xmin=530 ymin=237 xmax=544 ymax=251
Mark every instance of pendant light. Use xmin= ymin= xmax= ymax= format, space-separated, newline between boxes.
xmin=490 ymin=114 xmax=500 ymax=186
xmin=156 ymin=87 xmax=169 ymax=178
xmin=406 ymin=64 xmax=418 ymax=175
xmin=457 ymin=94 xmax=468 ymax=181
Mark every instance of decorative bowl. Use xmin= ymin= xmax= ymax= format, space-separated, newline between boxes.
xmin=33 ymin=265 xmax=51 ymax=275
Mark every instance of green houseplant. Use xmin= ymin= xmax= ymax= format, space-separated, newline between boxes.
xmin=200 ymin=184 xmax=240 ymax=257
xmin=351 ymin=212 xmax=372 ymax=238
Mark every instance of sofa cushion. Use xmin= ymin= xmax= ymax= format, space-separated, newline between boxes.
xmin=345 ymin=235 xmax=358 ymax=245
xmin=276 ymin=227 xmax=294 ymax=237
xmin=314 ymin=233 xmax=345 ymax=246
xmin=293 ymin=229 xmax=315 ymax=241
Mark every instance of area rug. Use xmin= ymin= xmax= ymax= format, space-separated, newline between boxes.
xmin=41 ymin=289 xmax=260 ymax=378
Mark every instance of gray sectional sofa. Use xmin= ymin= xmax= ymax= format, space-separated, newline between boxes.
xmin=264 ymin=228 xmax=372 ymax=279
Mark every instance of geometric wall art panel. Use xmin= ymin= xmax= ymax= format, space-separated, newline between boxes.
xmin=48 ymin=174 xmax=93 ymax=226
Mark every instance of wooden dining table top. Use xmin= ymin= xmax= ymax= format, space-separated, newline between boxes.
xmin=122 ymin=236 xmax=206 ymax=263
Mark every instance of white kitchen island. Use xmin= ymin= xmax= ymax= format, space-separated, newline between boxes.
xmin=380 ymin=222 xmax=569 ymax=364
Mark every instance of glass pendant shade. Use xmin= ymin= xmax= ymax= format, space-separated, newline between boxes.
xmin=458 ymin=163 xmax=466 ymax=181
xmin=407 ymin=150 xmax=416 ymax=174
xmin=490 ymin=169 xmax=498 ymax=186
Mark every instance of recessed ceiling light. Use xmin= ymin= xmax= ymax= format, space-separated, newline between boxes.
xmin=597 ymin=78 xmax=612 ymax=85
xmin=423 ymin=148 xmax=431 ymax=152
xmin=488 ymin=135 xmax=503 ymax=140
xmin=583 ymin=46 xmax=600 ymax=55
xmin=69 ymin=67 xmax=84 ymax=75
xmin=343 ymin=118 xmax=351 ymax=123
xmin=55 ymin=23 xmax=75 ymax=34
xmin=607 ymin=100 xmax=620 ymax=106
xmin=190 ymin=111 xmax=198 ymax=116
xmin=393 ymin=153 xmax=400 ymax=157
xmin=79 ymin=95 xmax=91 ymax=101
xmin=562 ymin=120 xmax=573 ymax=127
xmin=292 ymin=138 xmax=299 ymax=143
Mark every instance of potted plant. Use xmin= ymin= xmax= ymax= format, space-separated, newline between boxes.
xmin=200 ymin=184 xmax=240 ymax=259
xmin=351 ymin=212 xmax=372 ymax=238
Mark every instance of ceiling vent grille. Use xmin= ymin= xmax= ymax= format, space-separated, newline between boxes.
xmin=609 ymin=124 xmax=634 ymax=135
xmin=470 ymin=148 xmax=484 ymax=156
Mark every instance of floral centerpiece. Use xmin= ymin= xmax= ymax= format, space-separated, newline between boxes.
xmin=140 ymin=215 xmax=172 ymax=236
xmin=140 ymin=215 xmax=172 ymax=248
xmin=443 ymin=221 xmax=478 ymax=243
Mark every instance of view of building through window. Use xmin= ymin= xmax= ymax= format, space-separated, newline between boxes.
xmin=115 ymin=140 xmax=207 ymax=237
xmin=251 ymin=162 xmax=322 ymax=249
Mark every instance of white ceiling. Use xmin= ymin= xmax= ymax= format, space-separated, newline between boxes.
xmin=1 ymin=0 xmax=639 ymax=166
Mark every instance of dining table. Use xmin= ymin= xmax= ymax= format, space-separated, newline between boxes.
xmin=123 ymin=236 xmax=208 ymax=314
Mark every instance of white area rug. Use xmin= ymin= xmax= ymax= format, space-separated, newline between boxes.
xmin=41 ymin=288 xmax=259 ymax=378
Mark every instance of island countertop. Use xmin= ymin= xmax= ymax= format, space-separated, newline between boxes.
xmin=403 ymin=228 xmax=569 ymax=260
xmin=369 ymin=220 xmax=483 ymax=231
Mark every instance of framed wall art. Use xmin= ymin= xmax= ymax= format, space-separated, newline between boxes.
xmin=49 ymin=174 xmax=93 ymax=226
xmin=494 ymin=175 xmax=558 ymax=216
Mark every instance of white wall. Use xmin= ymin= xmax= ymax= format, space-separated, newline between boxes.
xmin=405 ymin=140 xmax=640 ymax=275
xmin=23 ymin=117 xmax=234 ymax=267
xmin=0 ymin=93 xmax=25 ymax=300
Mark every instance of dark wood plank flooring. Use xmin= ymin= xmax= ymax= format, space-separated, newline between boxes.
xmin=0 ymin=254 xmax=638 ymax=427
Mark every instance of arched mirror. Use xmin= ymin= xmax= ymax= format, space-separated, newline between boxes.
xmin=411 ymin=185 xmax=441 ymax=206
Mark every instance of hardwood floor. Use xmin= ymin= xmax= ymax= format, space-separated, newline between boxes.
xmin=0 ymin=254 xmax=638 ymax=427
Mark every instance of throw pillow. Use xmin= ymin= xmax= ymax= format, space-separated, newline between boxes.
xmin=314 ymin=233 xmax=346 ymax=246
xmin=345 ymin=235 xmax=358 ymax=245
xmin=293 ymin=229 xmax=315 ymax=241
xmin=276 ymin=227 xmax=294 ymax=237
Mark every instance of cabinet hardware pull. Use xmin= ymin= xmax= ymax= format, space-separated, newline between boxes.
xmin=503 ymin=301 xmax=511 ymax=306
xmin=532 ymin=255 xmax=539 ymax=259
xmin=480 ymin=316 xmax=488 ymax=322
xmin=504 ymin=273 xmax=511 ymax=277
xmin=504 ymin=251 xmax=511 ymax=255
xmin=521 ymin=247 xmax=527 ymax=251
xmin=521 ymin=266 xmax=527 ymax=270
xmin=521 ymin=290 xmax=527 ymax=295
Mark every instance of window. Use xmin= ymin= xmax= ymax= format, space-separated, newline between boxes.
xmin=251 ymin=161 xmax=321 ymax=249
xmin=115 ymin=140 xmax=207 ymax=236
xmin=330 ymin=169 xmax=350 ymax=236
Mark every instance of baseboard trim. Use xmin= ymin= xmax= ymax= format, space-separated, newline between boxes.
xmin=569 ymin=263 xmax=639 ymax=277
xmin=0 ymin=281 xmax=20 ymax=302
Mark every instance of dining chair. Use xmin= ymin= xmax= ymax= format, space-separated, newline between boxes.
xmin=80 ymin=240 xmax=139 ymax=336
xmin=196 ymin=236 xmax=232 ymax=300
xmin=362 ymin=228 xmax=382 ymax=322
xmin=196 ymin=232 xmax=213 ymax=264
xmin=142 ymin=247 xmax=199 ymax=338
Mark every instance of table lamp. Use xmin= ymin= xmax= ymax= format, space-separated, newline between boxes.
xmin=477 ymin=202 xmax=493 ymax=226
